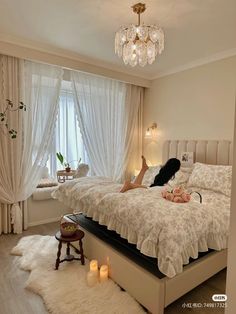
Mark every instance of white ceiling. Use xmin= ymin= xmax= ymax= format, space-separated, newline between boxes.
xmin=0 ymin=0 xmax=236 ymax=79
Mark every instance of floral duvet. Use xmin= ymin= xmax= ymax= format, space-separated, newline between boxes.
xmin=52 ymin=176 xmax=230 ymax=278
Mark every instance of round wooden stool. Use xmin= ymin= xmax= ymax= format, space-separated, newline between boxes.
xmin=55 ymin=229 xmax=85 ymax=270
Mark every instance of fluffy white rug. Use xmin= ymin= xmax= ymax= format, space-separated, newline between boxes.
xmin=11 ymin=235 xmax=145 ymax=314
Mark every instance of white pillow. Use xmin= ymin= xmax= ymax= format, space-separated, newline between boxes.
xmin=142 ymin=165 xmax=161 ymax=186
xmin=187 ymin=162 xmax=232 ymax=197
xmin=74 ymin=163 xmax=89 ymax=178
xmin=37 ymin=178 xmax=58 ymax=188
xmin=167 ymin=167 xmax=193 ymax=188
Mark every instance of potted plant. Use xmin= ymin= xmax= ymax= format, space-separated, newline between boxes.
xmin=56 ymin=152 xmax=71 ymax=172
xmin=65 ymin=163 xmax=71 ymax=173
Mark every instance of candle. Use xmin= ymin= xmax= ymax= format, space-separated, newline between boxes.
xmin=100 ymin=265 xmax=108 ymax=283
xmin=90 ymin=260 xmax=98 ymax=273
xmin=87 ymin=271 xmax=98 ymax=287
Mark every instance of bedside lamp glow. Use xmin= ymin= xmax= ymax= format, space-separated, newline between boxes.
xmin=145 ymin=123 xmax=157 ymax=139
xmin=145 ymin=128 xmax=152 ymax=139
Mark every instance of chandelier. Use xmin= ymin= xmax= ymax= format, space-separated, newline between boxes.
xmin=115 ymin=2 xmax=164 ymax=67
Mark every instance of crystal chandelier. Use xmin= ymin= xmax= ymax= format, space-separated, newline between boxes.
xmin=115 ymin=2 xmax=164 ymax=67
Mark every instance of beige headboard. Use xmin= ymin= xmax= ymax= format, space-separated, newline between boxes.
xmin=162 ymin=140 xmax=233 ymax=165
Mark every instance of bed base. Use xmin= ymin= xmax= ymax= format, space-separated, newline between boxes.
xmin=77 ymin=226 xmax=227 ymax=314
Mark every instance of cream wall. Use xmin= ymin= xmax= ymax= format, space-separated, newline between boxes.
xmin=143 ymin=56 xmax=236 ymax=165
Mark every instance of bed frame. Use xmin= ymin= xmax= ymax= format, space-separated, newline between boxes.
xmin=79 ymin=226 xmax=227 ymax=314
xmin=74 ymin=140 xmax=232 ymax=313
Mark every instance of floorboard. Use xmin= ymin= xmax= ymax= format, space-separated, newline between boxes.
xmin=0 ymin=222 xmax=226 ymax=314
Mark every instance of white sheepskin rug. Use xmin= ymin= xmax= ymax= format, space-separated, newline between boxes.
xmin=11 ymin=235 xmax=145 ymax=314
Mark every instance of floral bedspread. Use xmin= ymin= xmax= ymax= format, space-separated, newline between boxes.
xmin=52 ymin=177 xmax=230 ymax=278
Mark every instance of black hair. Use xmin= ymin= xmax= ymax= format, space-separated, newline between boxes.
xmin=150 ymin=158 xmax=181 ymax=187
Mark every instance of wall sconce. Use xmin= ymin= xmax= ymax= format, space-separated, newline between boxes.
xmin=145 ymin=122 xmax=157 ymax=139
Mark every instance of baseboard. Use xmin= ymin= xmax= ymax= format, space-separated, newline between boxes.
xmin=28 ymin=216 xmax=61 ymax=227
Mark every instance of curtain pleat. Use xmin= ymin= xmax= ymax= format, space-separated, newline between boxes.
xmin=0 ymin=201 xmax=27 ymax=234
xmin=125 ymin=90 xmax=143 ymax=179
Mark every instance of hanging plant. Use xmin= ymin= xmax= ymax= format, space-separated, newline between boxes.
xmin=0 ymin=99 xmax=26 ymax=139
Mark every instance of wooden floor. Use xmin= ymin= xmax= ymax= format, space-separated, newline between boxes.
xmin=0 ymin=222 xmax=226 ymax=314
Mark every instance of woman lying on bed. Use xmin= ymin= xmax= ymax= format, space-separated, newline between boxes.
xmin=120 ymin=156 xmax=181 ymax=193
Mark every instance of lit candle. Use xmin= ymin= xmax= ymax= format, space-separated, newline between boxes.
xmin=90 ymin=260 xmax=98 ymax=273
xmin=99 ymin=265 xmax=108 ymax=283
xmin=87 ymin=271 xmax=98 ymax=287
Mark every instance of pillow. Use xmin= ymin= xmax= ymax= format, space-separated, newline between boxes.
xmin=33 ymin=186 xmax=58 ymax=200
xmin=167 ymin=166 xmax=193 ymax=188
xmin=37 ymin=178 xmax=58 ymax=188
xmin=142 ymin=165 xmax=161 ymax=186
xmin=74 ymin=163 xmax=89 ymax=178
xmin=187 ymin=162 xmax=232 ymax=197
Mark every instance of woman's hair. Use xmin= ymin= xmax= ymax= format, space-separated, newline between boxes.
xmin=150 ymin=158 xmax=181 ymax=187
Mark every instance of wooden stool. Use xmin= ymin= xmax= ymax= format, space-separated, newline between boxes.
xmin=55 ymin=229 xmax=85 ymax=270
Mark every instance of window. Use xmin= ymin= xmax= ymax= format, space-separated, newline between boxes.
xmin=47 ymin=81 xmax=88 ymax=176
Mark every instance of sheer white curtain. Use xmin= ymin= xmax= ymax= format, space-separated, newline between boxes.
xmin=21 ymin=61 xmax=63 ymax=195
xmin=125 ymin=86 xmax=143 ymax=179
xmin=48 ymin=88 xmax=88 ymax=175
xmin=71 ymin=71 xmax=143 ymax=182
xmin=0 ymin=57 xmax=63 ymax=234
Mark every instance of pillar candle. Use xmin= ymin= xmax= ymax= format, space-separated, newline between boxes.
xmin=90 ymin=259 xmax=98 ymax=273
xmin=87 ymin=271 xmax=98 ymax=287
xmin=100 ymin=265 xmax=108 ymax=283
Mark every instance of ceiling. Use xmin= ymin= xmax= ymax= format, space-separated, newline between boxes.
xmin=0 ymin=0 xmax=236 ymax=79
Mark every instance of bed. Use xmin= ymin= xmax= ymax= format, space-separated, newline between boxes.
xmin=52 ymin=140 xmax=232 ymax=314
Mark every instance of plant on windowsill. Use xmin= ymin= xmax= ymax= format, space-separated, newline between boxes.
xmin=56 ymin=153 xmax=81 ymax=173
xmin=56 ymin=152 xmax=71 ymax=172
xmin=0 ymin=99 xmax=26 ymax=138
xmin=64 ymin=163 xmax=71 ymax=172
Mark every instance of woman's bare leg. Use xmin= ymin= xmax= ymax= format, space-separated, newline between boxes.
xmin=133 ymin=156 xmax=149 ymax=185
xmin=120 ymin=181 xmax=147 ymax=193
xmin=120 ymin=156 xmax=149 ymax=193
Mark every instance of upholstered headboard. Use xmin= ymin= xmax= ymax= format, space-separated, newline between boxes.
xmin=162 ymin=140 xmax=233 ymax=165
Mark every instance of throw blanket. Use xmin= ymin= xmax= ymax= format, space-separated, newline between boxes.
xmin=52 ymin=177 xmax=230 ymax=278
